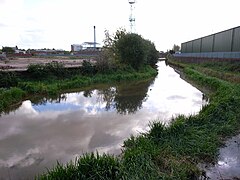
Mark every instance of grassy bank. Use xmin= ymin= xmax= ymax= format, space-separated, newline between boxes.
xmin=38 ymin=58 xmax=240 ymax=179
xmin=167 ymin=56 xmax=240 ymax=84
xmin=0 ymin=64 xmax=157 ymax=114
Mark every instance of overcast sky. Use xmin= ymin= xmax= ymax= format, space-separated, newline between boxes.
xmin=0 ymin=0 xmax=239 ymax=51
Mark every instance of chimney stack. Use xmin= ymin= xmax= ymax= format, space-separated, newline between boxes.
xmin=94 ymin=26 xmax=96 ymax=49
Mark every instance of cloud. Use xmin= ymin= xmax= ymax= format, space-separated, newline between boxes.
xmin=0 ymin=23 xmax=7 ymax=27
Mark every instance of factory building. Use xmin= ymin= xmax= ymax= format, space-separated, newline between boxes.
xmin=178 ymin=26 xmax=240 ymax=59
xmin=71 ymin=26 xmax=100 ymax=52
xmin=71 ymin=44 xmax=83 ymax=52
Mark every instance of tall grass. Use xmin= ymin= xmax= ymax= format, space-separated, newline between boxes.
xmin=0 ymin=87 xmax=26 ymax=113
xmin=38 ymin=153 xmax=122 ymax=180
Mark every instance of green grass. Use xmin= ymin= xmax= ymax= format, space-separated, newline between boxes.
xmin=18 ymin=65 xmax=157 ymax=95
xmin=38 ymin=153 xmax=122 ymax=180
xmin=167 ymin=56 xmax=240 ymax=84
xmin=198 ymin=61 xmax=240 ymax=74
xmin=0 ymin=87 xmax=26 ymax=114
xmin=36 ymin=59 xmax=240 ymax=179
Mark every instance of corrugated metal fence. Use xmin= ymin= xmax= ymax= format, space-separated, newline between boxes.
xmin=181 ymin=26 xmax=240 ymax=53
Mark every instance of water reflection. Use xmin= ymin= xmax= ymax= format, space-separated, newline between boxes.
xmin=0 ymin=61 xmax=205 ymax=179
xmin=203 ymin=134 xmax=240 ymax=179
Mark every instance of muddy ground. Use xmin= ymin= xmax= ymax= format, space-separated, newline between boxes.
xmin=0 ymin=57 xmax=95 ymax=71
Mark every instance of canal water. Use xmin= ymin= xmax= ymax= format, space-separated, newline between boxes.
xmin=0 ymin=61 xmax=206 ymax=179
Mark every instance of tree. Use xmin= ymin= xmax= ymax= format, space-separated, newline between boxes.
xmin=115 ymin=33 xmax=146 ymax=69
xmin=95 ymin=29 xmax=127 ymax=73
xmin=2 ymin=47 xmax=15 ymax=54
xmin=144 ymin=39 xmax=159 ymax=67
xmin=103 ymin=28 xmax=127 ymax=64
xmin=103 ymin=28 xmax=127 ymax=50
xmin=172 ymin=44 xmax=180 ymax=52
xmin=101 ymin=28 xmax=159 ymax=70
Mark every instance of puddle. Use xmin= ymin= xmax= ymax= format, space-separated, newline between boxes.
xmin=202 ymin=134 xmax=240 ymax=179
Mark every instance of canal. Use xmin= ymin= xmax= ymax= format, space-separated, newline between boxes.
xmin=0 ymin=61 xmax=206 ymax=179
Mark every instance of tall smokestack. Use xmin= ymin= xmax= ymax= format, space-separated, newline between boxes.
xmin=94 ymin=26 xmax=96 ymax=49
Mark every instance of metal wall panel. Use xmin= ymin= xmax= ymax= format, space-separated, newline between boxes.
xmin=214 ymin=30 xmax=233 ymax=52
xmin=232 ymin=27 xmax=240 ymax=52
xmin=201 ymin=35 xmax=214 ymax=52
xmin=181 ymin=43 xmax=187 ymax=53
xmin=186 ymin=41 xmax=193 ymax=53
xmin=181 ymin=26 xmax=240 ymax=53
xmin=192 ymin=39 xmax=201 ymax=53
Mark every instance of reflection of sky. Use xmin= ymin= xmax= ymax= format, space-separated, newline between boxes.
xmin=33 ymin=102 xmax=79 ymax=112
xmin=204 ymin=134 xmax=240 ymax=179
xmin=142 ymin=62 xmax=203 ymax=122
xmin=32 ymin=91 xmax=110 ymax=115
xmin=0 ymin=61 xmax=205 ymax=179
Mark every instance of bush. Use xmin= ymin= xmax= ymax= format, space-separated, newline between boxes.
xmin=27 ymin=63 xmax=48 ymax=79
xmin=100 ymin=29 xmax=159 ymax=71
xmin=81 ymin=60 xmax=96 ymax=75
xmin=95 ymin=50 xmax=117 ymax=74
xmin=144 ymin=39 xmax=159 ymax=67
xmin=0 ymin=72 xmax=19 ymax=87
xmin=45 ymin=61 xmax=66 ymax=78
xmin=116 ymin=33 xmax=146 ymax=70
xmin=27 ymin=62 xmax=66 ymax=80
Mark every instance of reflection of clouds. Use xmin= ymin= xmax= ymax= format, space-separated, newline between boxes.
xmin=167 ymin=95 xmax=187 ymax=100
xmin=32 ymin=91 xmax=108 ymax=115
xmin=0 ymin=126 xmax=23 ymax=141
xmin=88 ymin=131 xmax=120 ymax=149
xmin=0 ymin=148 xmax=43 ymax=168
xmin=143 ymin=62 xmax=203 ymax=118
xmin=0 ymin=109 xmax=142 ymax=179
xmin=0 ymin=100 xmax=172 ymax=173
xmin=20 ymin=100 xmax=38 ymax=117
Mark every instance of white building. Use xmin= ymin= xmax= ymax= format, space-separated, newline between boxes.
xmin=71 ymin=44 xmax=83 ymax=52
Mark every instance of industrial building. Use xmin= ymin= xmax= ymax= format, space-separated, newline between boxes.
xmin=179 ymin=26 xmax=240 ymax=59
xmin=71 ymin=44 xmax=83 ymax=52
xmin=71 ymin=26 xmax=101 ymax=52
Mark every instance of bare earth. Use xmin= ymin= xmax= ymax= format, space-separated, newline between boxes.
xmin=0 ymin=57 xmax=94 ymax=71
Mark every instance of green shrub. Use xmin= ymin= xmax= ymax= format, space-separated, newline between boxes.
xmin=45 ymin=61 xmax=66 ymax=78
xmin=0 ymin=72 xmax=19 ymax=87
xmin=144 ymin=39 xmax=159 ymax=67
xmin=115 ymin=33 xmax=147 ymax=70
xmin=27 ymin=62 xmax=67 ymax=80
xmin=95 ymin=50 xmax=117 ymax=74
xmin=27 ymin=63 xmax=48 ymax=79
xmin=81 ymin=60 xmax=96 ymax=75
